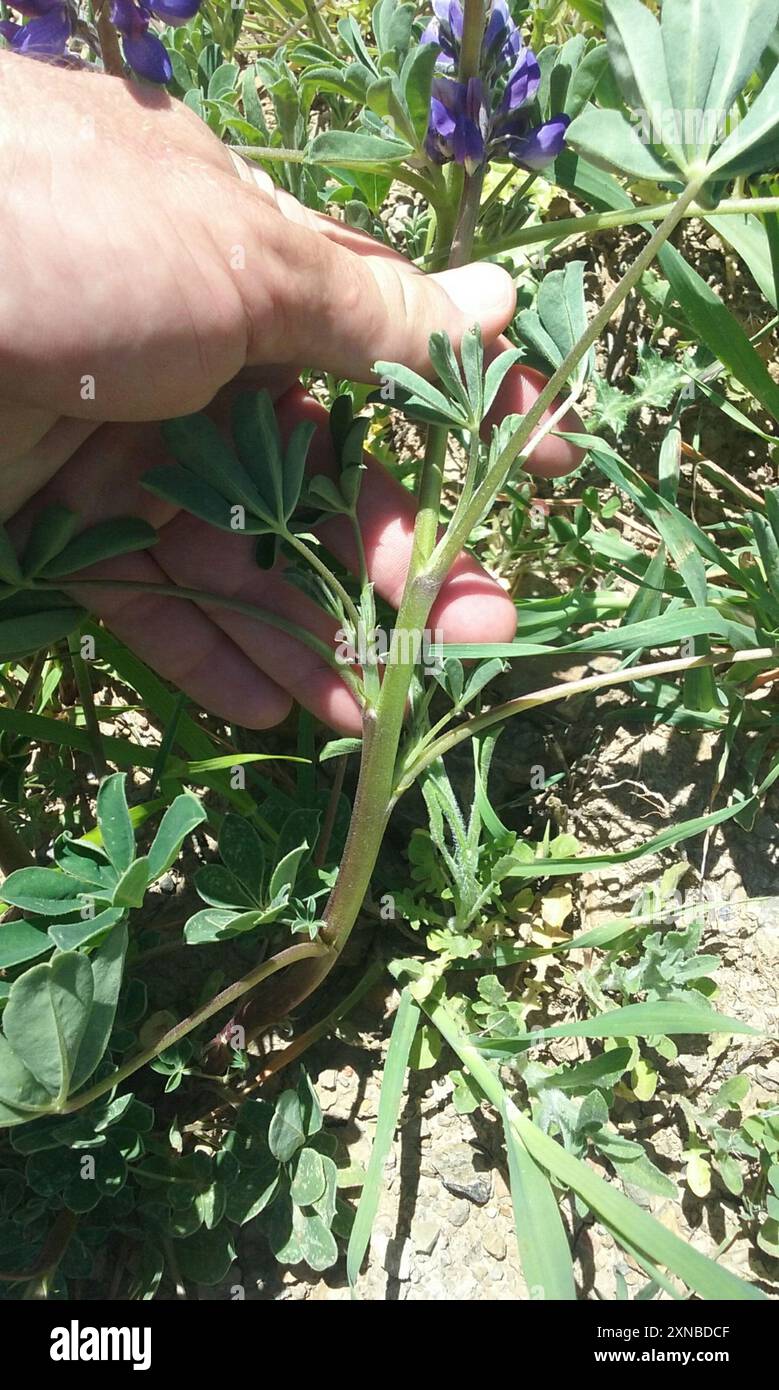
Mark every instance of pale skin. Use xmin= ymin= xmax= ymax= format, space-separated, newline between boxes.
xmin=0 ymin=49 xmax=582 ymax=734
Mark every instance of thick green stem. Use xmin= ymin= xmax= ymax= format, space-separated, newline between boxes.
xmin=219 ymin=178 xmax=709 ymax=1034
xmin=450 ymin=165 xmax=487 ymax=269
xmin=458 ymin=0 xmax=486 ymax=80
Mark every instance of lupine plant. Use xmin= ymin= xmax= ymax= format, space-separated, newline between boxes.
xmin=1 ymin=0 xmax=779 ymax=1299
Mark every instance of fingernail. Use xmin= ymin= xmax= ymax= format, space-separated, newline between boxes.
xmin=434 ymin=263 xmax=516 ymax=329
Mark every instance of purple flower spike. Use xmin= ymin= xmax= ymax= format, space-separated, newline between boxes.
xmin=11 ymin=5 xmax=72 ymax=56
xmin=505 ymin=114 xmax=571 ymax=171
xmin=422 ymin=1 xmax=569 ymax=175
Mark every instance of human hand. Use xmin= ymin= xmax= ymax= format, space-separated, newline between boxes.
xmin=1 ymin=52 xmax=582 ymax=732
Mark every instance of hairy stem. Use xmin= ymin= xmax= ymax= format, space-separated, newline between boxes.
xmin=205 ymin=178 xmax=709 ymax=1034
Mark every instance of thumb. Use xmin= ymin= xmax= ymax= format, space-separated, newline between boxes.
xmin=241 ymin=196 xmax=516 ymax=382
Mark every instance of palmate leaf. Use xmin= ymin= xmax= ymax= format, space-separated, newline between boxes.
xmin=575 ymin=0 xmax=779 ymax=182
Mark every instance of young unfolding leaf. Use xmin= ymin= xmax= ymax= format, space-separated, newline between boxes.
xmin=517 ymin=262 xmax=591 ymax=384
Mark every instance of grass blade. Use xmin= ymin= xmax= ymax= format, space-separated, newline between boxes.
xmin=346 ymin=987 xmax=420 ymax=1290
xmin=501 ymin=1099 xmax=577 ymax=1300
xmin=479 ymin=999 xmax=759 ymax=1054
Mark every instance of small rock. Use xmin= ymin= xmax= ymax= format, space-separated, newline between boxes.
xmin=447 ymin=1199 xmax=471 ymax=1228
xmin=394 ymin=1241 xmax=413 ymax=1282
xmin=435 ymin=1142 xmax=493 ymax=1206
xmin=412 ymin=1220 xmax=441 ymax=1255
xmin=371 ymin=1231 xmax=389 ymax=1263
xmin=482 ymin=1228 xmax=506 ymax=1261
xmin=318 ymin=1069 xmax=338 ymax=1091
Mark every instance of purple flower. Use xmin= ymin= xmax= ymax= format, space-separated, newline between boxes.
xmin=421 ymin=0 xmax=463 ymax=65
xmin=1 ymin=0 xmax=73 ymax=58
xmin=1 ymin=0 xmax=201 ymax=82
xmin=500 ymin=46 xmax=541 ymax=114
xmin=499 ymin=114 xmax=571 ymax=170
xmin=422 ymin=0 xmax=569 ymax=174
xmin=427 ymin=75 xmax=489 ymax=174
xmin=111 ymin=0 xmax=204 ymax=81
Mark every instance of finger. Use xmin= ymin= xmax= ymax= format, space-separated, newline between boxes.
xmin=483 ymin=342 xmax=585 ymax=478
xmin=65 ymin=549 xmax=295 ymax=730
xmin=150 ymin=511 xmax=365 ymax=735
xmin=237 ymin=187 xmax=516 ymax=383
xmin=274 ymin=387 xmax=518 ymax=644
